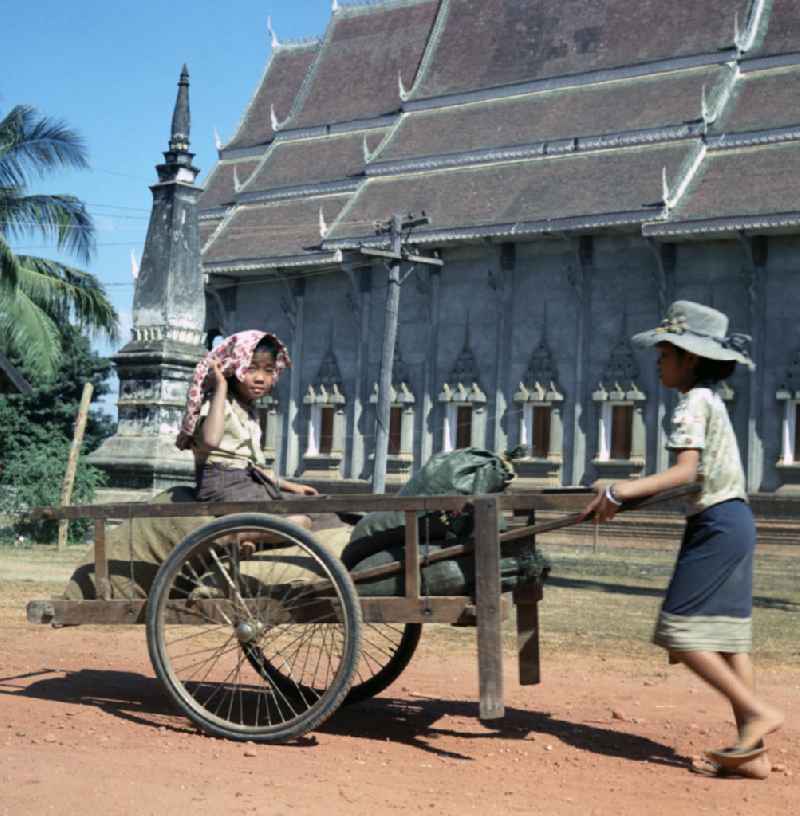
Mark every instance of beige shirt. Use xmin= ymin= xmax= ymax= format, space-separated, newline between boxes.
xmin=666 ymin=386 xmax=747 ymax=516
xmin=194 ymin=395 xmax=266 ymax=468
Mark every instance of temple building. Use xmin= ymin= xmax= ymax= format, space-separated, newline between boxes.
xmin=101 ymin=0 xmax=800 ymax=497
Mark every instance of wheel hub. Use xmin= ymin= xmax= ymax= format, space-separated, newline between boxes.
xmin=235 ymin=620 xmax=264 ymax=643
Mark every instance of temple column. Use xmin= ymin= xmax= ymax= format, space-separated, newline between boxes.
xmin=419 ymin=267 xmax=442 ymax=463
xmin=645 ymin=239 xmax=676 ymax=474
xmin=740 ymin=236 xmax=768 ymax=492
xmin=566 ymin=237 xmax=593 ymax=486
xmin=490 ymin=243 xmax=515 ymax=454
xmin=283 ymin=279 xmax=306 ymax=478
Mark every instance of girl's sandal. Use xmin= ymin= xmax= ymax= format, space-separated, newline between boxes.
xmin=705 ymin=741 xmax=767 ymax=766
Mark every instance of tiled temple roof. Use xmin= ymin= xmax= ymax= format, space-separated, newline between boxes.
xmin=203 ymin=194 xmax=352 ymax=270
xmin=200 ymin=0 xmax=800 ymax=271
xmin=408 ymin=0 xmax=749 ymax=101
xmin=376 ymin=66 xmax=723 ymax=166
xmin=645 ymin=141 xmax=800 ymax=237
xmin=225 ymin=42 xmax=319 ymax=151
xmin=751 ymin=0 xmax=800 ymax=59
xmin=713 ymin=64 xmax=800 ymax=137
xmin=244 ymin=128 xmax=390 ymax=195
xmin=285 ymin=0 xmax=439 ymax=129
xmin=326 ymin=143 xmax=693 ymax=245
xmin=198 ymin=159 xmax=261 ymax=210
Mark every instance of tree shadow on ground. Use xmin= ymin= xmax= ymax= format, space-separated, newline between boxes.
xmin=547 ymin=576 xmax=799 ymax=611
xmin=0 ymin=665 xmax=689 ymax=767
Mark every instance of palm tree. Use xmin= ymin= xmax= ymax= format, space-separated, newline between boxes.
xmin=0 ymin=105 xmax=118 ymax=378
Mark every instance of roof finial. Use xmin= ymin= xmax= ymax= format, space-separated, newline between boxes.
xmin=169 ymin=64 xmax=191 ymax=153
xmin=267 ymin=15 xmax=280 ymax=49
xmin=214 ymin=127 xmax=223 ymax=151
xmin=662 ymin=167 xmax=671 ymax=209
xmin=332 ymin=0 xmax=340 ymax=12
xmin=398 ymin=70 xmax=409 ymax=102
xmin=270 ymin=103 xmax=285 ymax=132
xmin=233 ymin=165 xmax=242 ymax=194
xmin=319 ymin=206 xmax=329 ymax=239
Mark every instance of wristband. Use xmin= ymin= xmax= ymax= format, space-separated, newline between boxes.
xmin=604 ymin=484 xmax=623 ymax=506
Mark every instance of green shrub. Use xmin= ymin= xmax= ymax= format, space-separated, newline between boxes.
xmin=0 ymin=438 xmax=107 ymax=545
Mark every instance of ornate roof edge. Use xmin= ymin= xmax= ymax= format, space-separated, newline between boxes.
xmin=663 ymin=142 xmax=706 ymax=211
xmin=234 ymin=139 xmax=281 ymax=195
xmin=202 ymin=249 xmax=343 ymax=275
xmin=707 ymin=127 xmax=800 ymax=150
xmin=736 ymin=0 xmax=769 ymax=54
xmin=221 ymin=115 xmax=397 ymax=161
xmin=224 ymin=34 xmax=319 ymax=153
xmin=199 ymin=209 xmax=226 ymax=221
xmin=643 ymin=211 xmax=800 ymax=238
xmin=326 ymin=209 xmax=665 ymax=250
xmin=702 ymin=61 xmax=739 ymax=125
xmin=367 ymin=125 xmax=699 ymax=177
xmin=402 ymin=0 xmax=450 ymax=101
xmin=739 ymin=51 xmax=800 ymax=73
xmin=198 ymin=157 xmax=262 ymax=212
xmin=237 ymin=179 xmax=361 ymax=205
xmin=200 ymin=199 xmax=242 ymax=257
xmin=200 ymin=216 xmax=228 ymax=255
xmin=404 ymin=51 xmax=736 ymax=112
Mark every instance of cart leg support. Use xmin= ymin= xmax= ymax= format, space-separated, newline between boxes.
xmin=474 ymin=496 xmax=504 ymax=721
xmin=513 ymin=580 xmax=542 ymax=686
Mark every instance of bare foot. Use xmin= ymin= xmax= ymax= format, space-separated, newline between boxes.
xmin=736 ymin=707 xmax=784 ymax=753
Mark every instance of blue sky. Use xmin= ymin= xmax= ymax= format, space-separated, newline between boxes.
xmin=4 ymin=0 xmax=335 ymax=410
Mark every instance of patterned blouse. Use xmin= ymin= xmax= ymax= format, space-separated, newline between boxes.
xmin=666 ymin=386 xmax=747 ymax=516
xmin=193 ymin=395 xmax=266 ymax=468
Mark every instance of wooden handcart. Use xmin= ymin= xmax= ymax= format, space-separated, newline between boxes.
xmin=25 ymin=487 xmax=694 ymax=743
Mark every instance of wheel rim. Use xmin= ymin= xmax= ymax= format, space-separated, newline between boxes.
xmin=149 ymin=520 xmax=359 ymax=739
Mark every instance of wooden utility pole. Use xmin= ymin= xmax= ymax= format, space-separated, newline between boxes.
xmin=57 ymin=382 xmax=94 ymax=550
xmin=360 ymin=213 xmax=442 ymax=493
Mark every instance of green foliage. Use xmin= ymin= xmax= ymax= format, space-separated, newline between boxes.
xmin=0 ymin=326 xmax=114 ymax=544
xmin=0 ymin=104 xmax=118 ymax=377
xmin=0 ymin=438 xmax=107 ymax=545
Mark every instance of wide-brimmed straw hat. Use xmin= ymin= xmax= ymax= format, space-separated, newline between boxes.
xmin=632 ymin=301 xmax=754 ymax=369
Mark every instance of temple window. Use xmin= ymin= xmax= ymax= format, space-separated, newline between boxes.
xmin=776 ymin=353 xmax=800 ymax=472
xmin=255 ymin=394 xmax=282 ymax=468
xmin=592 ymin=335 xmax=646 ymax=478
xmin=369 ymin=343 xmax=416 ymax=479
xmin=438 ymin=329 xmax=486 ymax=452
xmin=512 ymin=337 xmax=565 ymax=485
xmin=303 ymin=349 xmax=347 ymax=476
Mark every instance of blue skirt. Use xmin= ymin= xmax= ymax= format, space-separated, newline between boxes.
xmin=653 ymin=499 xmax=755 ymax=654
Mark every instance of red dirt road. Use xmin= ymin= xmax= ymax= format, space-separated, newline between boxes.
xmin=0 ymin=624 xmax=796 ymax=816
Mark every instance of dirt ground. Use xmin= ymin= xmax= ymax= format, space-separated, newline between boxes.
xmin=1 ymin=553 xmax=797 ymax=816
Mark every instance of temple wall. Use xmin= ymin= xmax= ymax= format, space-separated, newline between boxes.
xmin=223 ymin=235 xmax=800 ymax=492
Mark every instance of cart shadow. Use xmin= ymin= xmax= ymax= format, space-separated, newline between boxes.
xmin=0 ymin=668 xmax=197 ymax=736
xmin=1 ymin=669 xmax=689 ymax=768
xmin=323 ymin=696 xmax=689 ymax=767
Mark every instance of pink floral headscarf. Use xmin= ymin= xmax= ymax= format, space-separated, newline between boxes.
xmin=176 ymin=330 xmax=291 ymax=450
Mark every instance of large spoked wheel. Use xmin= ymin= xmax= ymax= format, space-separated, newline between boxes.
xmin=146 ymin=513 xmax=362 ymax=743
xmin=344 ymin=622 xmax=422 ymax=705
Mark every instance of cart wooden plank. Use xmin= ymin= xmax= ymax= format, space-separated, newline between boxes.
xmin=27 ymin=490 xmax=612 ymax=522
xmin=26 ymin=596 xmax=512 ymax=627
